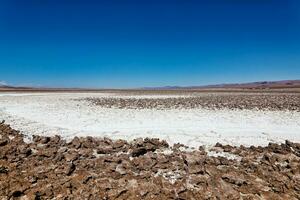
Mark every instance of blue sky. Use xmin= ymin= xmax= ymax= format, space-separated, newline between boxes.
xmin=0 ymin=0 xmax=300 ymax=88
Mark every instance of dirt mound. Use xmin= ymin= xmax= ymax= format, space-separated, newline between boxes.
xmin=0 ymin=121 xmax=300 ymax=199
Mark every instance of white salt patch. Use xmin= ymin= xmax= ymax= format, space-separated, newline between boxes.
xmin=0 ymin=93 xmax=39 ymax=97
xmin=92 ymin=149 xmax=102 ymax=158
xmin=179 ymin=146 xmax=196 ymax=152
xmin=23 ymin=135 xmax=33 ymax=144
xmin=115 ymin=164 xmax=127 ymax=175
xmin=156 ymin=148 xmax=173 ymax=155
xmin=31 ymin=148 xmax=38 ymax=154
xmin=207 ymin=151 xmax=242 ymax=161
xmin=0 ymin=92 xmax=300 ymax=148
xmin=275 ymin=161 xmax=289 ymax=168
xmin=8 ymin=135 xmax=15 ymax=140
xmin=155 ymin=169 xmax=182 ymax=184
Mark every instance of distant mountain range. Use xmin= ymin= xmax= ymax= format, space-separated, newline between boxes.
xmin=1 ymin=80 xmax=300 ymax=91
xmin=143 ymin=80 xmax=300 ymax=90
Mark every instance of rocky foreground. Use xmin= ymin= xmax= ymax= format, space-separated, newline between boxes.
xmin=0 ymin=121 xmax=300 ymax=199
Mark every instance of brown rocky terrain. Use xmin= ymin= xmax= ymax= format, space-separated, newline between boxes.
xmin=1 ymin=121 xmax=300 ymax=199
xmin=85 ymin=93 xmax=300 ymax=111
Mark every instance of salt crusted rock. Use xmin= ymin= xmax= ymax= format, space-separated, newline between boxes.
xmin=0 ymin=122 xmax=300 ymax=199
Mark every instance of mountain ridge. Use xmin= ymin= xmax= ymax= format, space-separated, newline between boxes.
xmin=1 ymin=79 xmax=300 ymax=90
xmin=143 ymin=80 xmax=300 ymax=90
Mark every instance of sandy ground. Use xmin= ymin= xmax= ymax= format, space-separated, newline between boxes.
xmin=0 ymin=92 xmax=300 ymax=148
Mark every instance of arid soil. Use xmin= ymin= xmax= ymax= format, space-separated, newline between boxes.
xmin=85 ymin=93 xmax=300 ymax=111
xmin=1 ymin=121 xmax=300 ymax=199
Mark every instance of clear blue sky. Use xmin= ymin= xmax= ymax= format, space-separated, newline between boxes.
xmin=0 ymin=0 xmax=300 ymax=88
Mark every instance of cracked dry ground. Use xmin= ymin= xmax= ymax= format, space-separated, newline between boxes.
xmin=0 ymin=121 xmax=300 ymax=199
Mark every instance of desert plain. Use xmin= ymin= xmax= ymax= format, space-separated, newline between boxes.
xmin=1 ymin=89 xmax=300 ymax=199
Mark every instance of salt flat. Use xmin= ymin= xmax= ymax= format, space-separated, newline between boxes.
xmin=0 ymin=92 xmax=299 ymax=147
